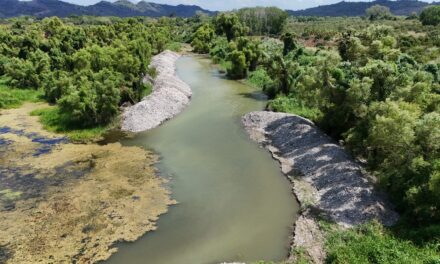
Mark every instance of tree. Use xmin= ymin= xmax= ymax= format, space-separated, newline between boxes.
xmin=58 ymin=69 xmax=122 ymax=126
xmin=191 ymin=24 xmax=215 ymax=54
xmin=366 ymin=5 xmax=392 ymax=21
xmin=265 ymin=55 xmax=298 ymax=96
xmin=226 ymin=49 xmax=247 ymax=79
xmin=338 ymin=35 xmax=367 ymax=63
xmin=281 ymin=32 xmax=297 ymax=56
xmin=419 ymin=6 xmax=440 ymax=26
xmin=359 ymin=60 xmax=397 ymax=101
xmin=42 ymin=70 xmax=72 ymax=103
xmin=235 ymin=37 xmax=262 ymax=71
xmin=236 ymin=7 xmax=288 ymax=36
xmin=214 ymin=13 xmax=248 ymax=41
xmin=4 ymin=49 xmax=50 ymax=89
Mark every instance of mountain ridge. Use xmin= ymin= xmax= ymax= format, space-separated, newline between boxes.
xmin=0 ymin=0 xmax=215 ymax=18
xmin=1 ymin=0 xmax=439 ymax=18
xmin=288 ymin=0 xmax=440 ymax=17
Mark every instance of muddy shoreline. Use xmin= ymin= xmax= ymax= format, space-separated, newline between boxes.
xmin=0 ymin=103 xmax=175 ymax=263
xmin=1 ymin=50 xmax=190 ymax=263
xmin=122 ymin=50 xmax=192 ymax=133
xmin=242 ymin=111 xmax=399 ymax=263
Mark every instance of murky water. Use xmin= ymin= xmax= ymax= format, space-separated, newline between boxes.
xmin=107 ymin=56 xmax=298 ymax=264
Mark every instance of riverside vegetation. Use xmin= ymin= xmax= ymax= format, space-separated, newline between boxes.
xmin=189 ymin=5 xmax=440 ymax=264
xmin=1 ymin=5 xmax=440 ymax=264
xmin=0 ymin=16 xmax=181 ymax=263
xmin=0 ymin=16 xmax=181 ymax=141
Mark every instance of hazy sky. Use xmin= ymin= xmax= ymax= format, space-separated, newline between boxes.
xmin=60 ymin=0 xmax=436 ymax=11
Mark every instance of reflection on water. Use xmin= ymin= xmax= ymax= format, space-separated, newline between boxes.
xmin=106 ymin=56 xmax=298 ymax=264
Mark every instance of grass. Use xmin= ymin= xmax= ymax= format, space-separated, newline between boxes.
xmin=245 ymin=68 xmax=273 ymax=89
xmin=0 ymin=79 xmax=43 ymax=109
xmin=165 ymin=42 xmax=182 ymax=52
xmin=325 ymin=221 xmax=440 ymax=264
xmin=31 ymin=107 xmax=109 ymax=142
xmin=268 ymin=96 xmax=322 ymax=121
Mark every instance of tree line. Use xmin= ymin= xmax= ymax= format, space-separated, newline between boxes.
xmin=189 ymin=6 xmax=440 ymax=261
xmin=0 ymin=16 xmax=177 ymax=127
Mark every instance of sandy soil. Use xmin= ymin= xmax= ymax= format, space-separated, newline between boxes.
xmin=122 ymin=50 xmax=192 ymax=133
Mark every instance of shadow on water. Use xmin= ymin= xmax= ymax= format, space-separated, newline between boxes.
xmin=0 ymin=162 xmax=91 ymax=211
xmin=0 ymin=126 xmax=90 ymax=211
xmin=97 ymin=129 xmax=131 ymax=145
xmin=238 ymin=91 xmax=268 ymax=102
xmin=0 ymin=126 xmax=67 ymax=156
xmin=0 ymin=244 xmax=12 ymax=264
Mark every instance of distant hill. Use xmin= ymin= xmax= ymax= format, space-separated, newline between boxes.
xmin=288 ymin=0 xmax=440 ymax=17
xmin=0 ymin=0 xmax=215 ymax=18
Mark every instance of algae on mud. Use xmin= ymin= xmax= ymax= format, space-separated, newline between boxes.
xmin=0 ymin=103 xmax=174 ymax=263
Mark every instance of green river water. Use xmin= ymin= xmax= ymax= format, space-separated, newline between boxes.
xmin=106 ymin=56 xmax=298 ymax=264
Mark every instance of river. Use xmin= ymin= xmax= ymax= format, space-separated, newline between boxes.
xmin=106 ymin=55 xmax=298 ymax=264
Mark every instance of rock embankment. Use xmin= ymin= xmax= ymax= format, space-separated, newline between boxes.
xmin=242 ymin=111 xmax=399 ymax=263
xmin=122 ymin=50 xmax=192 ymax=133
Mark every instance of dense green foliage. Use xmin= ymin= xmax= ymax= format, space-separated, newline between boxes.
xmin=1 ymin=9 xmax=439 ymax=262
xmin=420 ymin=6 xmax=440 ymax=26
xmin=366 ymin=5 xmax=392 ymax=21
xmin=190 ymin=11 xmax=440 ymax=261
xmin=191 ymin=24 xmax=215 ymax=53
xmin=213 ymin=13 xmax=249 ymax=42
xmin=198 ymin=15 xmax=440 ymax=225
xmin=236 ymin=7 xmax=288 ymax=36
xmin=0 ymin=16 xmax=176 ymax=128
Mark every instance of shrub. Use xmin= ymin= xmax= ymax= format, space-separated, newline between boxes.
xmin=226 ymin=49 xmax=247 ymax=79
xmin=58 ymin=69 xmax=121 ymax=126
xmin=268 ymin=97 xmax=322 ymax=121
xmin=246 ymin=68 xmax=273 ymax=89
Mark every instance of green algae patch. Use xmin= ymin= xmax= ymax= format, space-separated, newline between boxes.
xmin=0 ymin=190 xmax=22 ymax=201
xmin=0 ymin=103 xmax=175 ymax=263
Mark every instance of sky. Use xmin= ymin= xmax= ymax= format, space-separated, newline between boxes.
xmin=60 ymin=0 xmax=436 ymax=11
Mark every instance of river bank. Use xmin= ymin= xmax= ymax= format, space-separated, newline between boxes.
xmin=0 ymin=103 xmax=175 ymax=263
xmin=122 ymin=50 xmax=192 ymax=133
xmin=242 ymin=111 xmax=399 ymax=263
xmin=106 ymin=55 xmax=297 ymax=264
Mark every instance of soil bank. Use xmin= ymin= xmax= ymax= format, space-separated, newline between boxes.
xmin=242 ymin=111 xmax=399 ymax=263
xmin=121 ymin=50 xmax=192 ymax=133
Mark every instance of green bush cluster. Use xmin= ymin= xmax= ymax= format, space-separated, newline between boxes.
xmin=190 ymin=11 xmax=440 ymax=260
xmin=191 ymin=10 xmax=288 ymax=79
xmin=236 ymin=7 xmax=288 ymax=36
xmin=0 ymin=17 xmax=174 ymax=127
xmin=420 ymin=6 xmax=440 ymax=26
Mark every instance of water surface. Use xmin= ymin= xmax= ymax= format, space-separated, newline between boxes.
xmin=107 ymin=56 xmax=298 ymax=264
